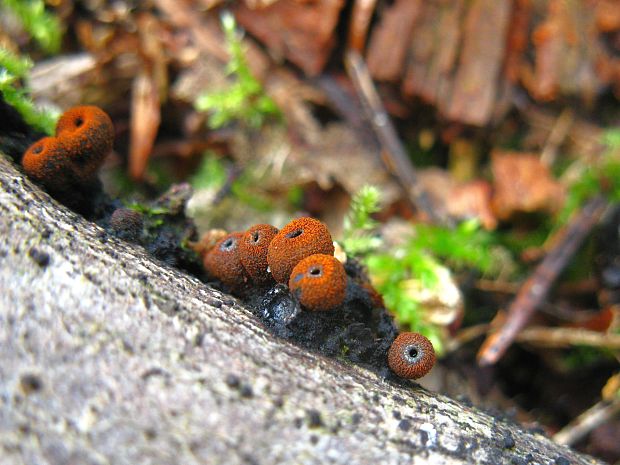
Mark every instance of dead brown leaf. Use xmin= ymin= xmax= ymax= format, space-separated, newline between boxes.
xmin=233 ymin=0 xmax=344 ymax=76
xmin=230 ymin=122 xmax=401 ymax=205
xmin=448 ymin=180 xmax=497 ymax=230
xmin=402 ymin=1 xmax=464 ymax=107
xmin=129 ymin=72 xmax=161 ymax=180
xmin=490 ymin=150 xmax=565 ymax=221
xmin=504 ymin=0 xmax=532 ymax=83
xmin=524 ymin=0 xmax=602 ymax=103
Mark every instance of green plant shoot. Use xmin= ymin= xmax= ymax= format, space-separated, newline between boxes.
xmin=557 ymin=129 xmax=620 ymax=226
xmin=195 ymin=12 xmax=280 ymax=129
xmin=0 ymin=48 xmax=58 ymax=134
xmin=342 ymin=185 xmax=382 ymax=256
xmin=1 ymin=0 xmax=62 ymax=53
xmin=341 ymin=186 xmax=511 ymax=353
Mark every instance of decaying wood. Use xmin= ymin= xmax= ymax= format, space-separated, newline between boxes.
xmin=0 ymin=154 xmax=604 ymax=465
xmin=365 ymin=0 xmax=421 ymax=81
xmin=366 ymin=0 xmax=619 ymax=127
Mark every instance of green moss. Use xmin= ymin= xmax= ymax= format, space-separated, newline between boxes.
xmin=364 ymin=218 xmax=511 ymax=338
xmin=414 ymin=219 xmax=509 ymax=276
xmin=0 ymin=48 xmax=58 ymax=134
xmin=0 ymin=0 xmax=62 ymax=135
xmin=1 ymin=0 xmax=62 ymax=53
xmin=342 ymin=185 xmax=382 ymax=256
xmin=340 ymin=186 xmax=513 ymax=354
xmin=557 ymin=129 xmax=620 ymax=227
xmin=126 ymin=202 xmax=171 ymax=219
xmin=195 ymin=12 xmax=280 ymax=129
xmin=190 ymin=151 xmax=227 ymax=190
xmin=562 ymin=346 xmax=616 ymax=371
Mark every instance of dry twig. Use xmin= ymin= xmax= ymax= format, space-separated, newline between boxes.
xmin=553 ymin=399 xmax=620 ymax=446
xmin=478 ymin=196 xmax=609 ymax=365
xmin=344 ymin=50 xmax=451 ymax=226
xmin=347 ymin=0 xmax=378 ymax=52
xmin=516 ymin=326 xmax=620 ymax=349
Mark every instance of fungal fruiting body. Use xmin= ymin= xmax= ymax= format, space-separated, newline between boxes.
xmin=110 ymin=208 xmax=144 ymax=241
xmin=387 ymin=332 xmax=436 ymax=379
xmin=22 ymin=105 xmax=114 ymax=190
xmin=55 ymin=106 xmax=114 ymax=179
xmin=238 ymin=224 xmax=279 ymax=286
xmin=203 ymin=232 xmax=249 ymax=291
xmin=198 ymin=219 xmax=403 ymax=377
xmin=289 ymin=254 xmax=346 ymax=311
xmin=21 ymin=137 xmax=72 ymax=191
xmin=267 ymin=217 xmax=335 ymax=284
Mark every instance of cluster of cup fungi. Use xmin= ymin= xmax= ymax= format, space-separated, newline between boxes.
xmin=22 ymin=106 xmax=113 ymax=213
xmin=21 ymin=105 xmax=436 ymax=381
xmin=200 ymin=217 xmax=436 ymax=380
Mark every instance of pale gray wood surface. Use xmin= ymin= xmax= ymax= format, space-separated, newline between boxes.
xmin=0 ymin=154 xmax=603 ymax=465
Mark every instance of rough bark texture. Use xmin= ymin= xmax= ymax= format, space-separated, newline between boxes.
xmin=0 ymin=153 xmax=603 ymax=465
xmin=367 ymin=0 xmax=620 ymax=126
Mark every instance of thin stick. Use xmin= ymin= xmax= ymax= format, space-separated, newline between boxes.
xmin=553 ymin=399 xmax=620 ymax=446
xmin=477 ymin=196 xmax=609 ymax=366
xmin=516 ymin=326 xmax=620 ymax=349
xmin=347 ymin=0 xmax=378 ymax=52
xmin=445 ymin=323 xmax=490 ymax=353
xmin=345 ymin=50 xmax=451 ymax=226
xmin=540 ymin=109 xmax=574 ymax=166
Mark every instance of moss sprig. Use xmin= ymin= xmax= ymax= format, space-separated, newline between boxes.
xmin=342 ymin=185 xmax=382 ymax=256
xmin=195 ymin=12 xmax=280 ymax=129
xmin=1 ymin=0 xmax=62 ymax=53
xmin=557 ymin=129 xmax=620 ymax=227
xmin=0 ymin=48 xmax=58 ymax=134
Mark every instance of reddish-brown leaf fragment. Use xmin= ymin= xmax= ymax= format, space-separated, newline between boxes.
xmin=233 ymin=0 xmax=345 ymax=76
xmin=490 ymin=151 xmax=564 ymax=221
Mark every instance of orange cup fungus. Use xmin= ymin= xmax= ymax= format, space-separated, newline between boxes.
xmin=289 ymin=254 xmax=347 ymax=311
xmin=55 ymin=106 xmax=114 ymax=178
xmin=21 ymin=137 xmax=72 ymax=191
xmin=22 ymin=105 xmax=114 ymax=190
xmin=238 ymin=224 xmax=279 ymax=286
xmin=387 ymin=332 xmax=436 ymax=379
xmin=203 ymin=232 xmax=249 ymax=291
xmin=267 ymin=217 xmax=335 ymax=284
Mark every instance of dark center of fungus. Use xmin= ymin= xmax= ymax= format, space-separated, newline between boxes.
xmin=285 ymin=229 xmax=303 ymax=239
xmin=308 ymin=266 xmax=323 ymax=277
xmin=221 ymin=238 xmax=236 ymax=252
xmin=404 ymin=344 xmax=420 ymax=363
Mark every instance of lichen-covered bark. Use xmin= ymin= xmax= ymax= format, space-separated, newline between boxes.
xmin=0 ymin=154 xmax=603 ymax=465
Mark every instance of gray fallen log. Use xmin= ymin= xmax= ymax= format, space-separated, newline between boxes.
xmin=0 ymin=153 xmax=603 ymax=465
